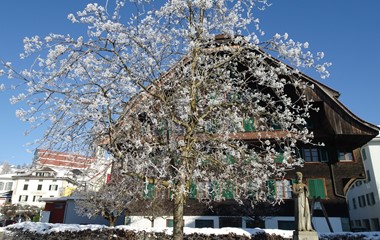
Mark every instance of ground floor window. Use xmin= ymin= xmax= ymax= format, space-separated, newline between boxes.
xmin=278 ymin=220 xmax=295 ymax=230
xmin=245 ymin=219 xmax=265 ymax=228
xmin=195 ymin=219 xmax=214 ymax=228
xmin=219 ymin=217 xmax=242 ymax=228
xmin=166 ymin=219 xmax=174 ymax=227
xmin=371 ymin=218 xmax=380 ymax=231
xmin=363 ymin=219 xmax=370 ymax=230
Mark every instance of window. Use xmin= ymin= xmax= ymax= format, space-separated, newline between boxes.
xmin=358 ymin=195 xmax=367 ymax=208
xmin=372 ymin=218 xmax=380 ymax=231
xmin=363 ymin=219 xmax=370 ymax=230
xmin=23 ymin=184 xmax=28 ymax=191
xmin=19 ymin=195 xmax=28 ymax=202
xmin=189 ymin=181 xmax=197 ymax=199
xmin=275 ymin=180 xmax=292 ymax=199
xmin=243 ymin=117 xmax=255 ymax=132
xmin=49 ymin=185 xmax=58 ymax=191
xmin=302 ymin=148 xmax=329 ymax=163
xmin=39 ymin=180 xmax=43 ymax=182
xmin=307 ymin=178 xmax=327 ymax=199
xmin=221 ymin=181 xmax=235 ymax=199
xmin=219 ymin=217 xmax=242 ymax=228
xmin=143 ymin=183 xmax=155 ymax=199
xmin=355 ymin=220 xmax=361 ymax=227
xmin=338 ymin=151 xmax=353 ymax=161
xmin=366 ymin=170 xmax=371 ymax=182
xmin=32 ymin=195 xmax=42 ymax=202
xmin=278 ymin=220 xmax=295 ymax=230
xmin=166 ymin=219 xmax=174 ymax=228
xmin=352 ymin=198 xmax=357 ymax=209
xmin=246 ymin=219 xmax=265 ymax=229
xmin=366 ymin=192 xmax=376 ymax=206
xmin=5 ymin=182 xmax=12 ymax=191
xmin=0 ymin=182 xmax=4 ymax=191
xmin=195 ymin=219 xmax=214 ymax=228
xmin=37 ymin=185 xmax=42 ymax=191
xmin=362 ymin=149 xmax=367 ymax=160
xmin=274 ymin=151 xmax=284 ymax=163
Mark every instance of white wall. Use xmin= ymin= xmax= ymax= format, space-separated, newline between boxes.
xmin=127 ymin=215 xmax=345 ymax=232
xmin=12 ymin=177 xmax=75 ymax=208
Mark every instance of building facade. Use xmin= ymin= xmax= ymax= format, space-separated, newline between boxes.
xmin=0 ymin=174 xmax=14 ymax=205
xmin=11 ymin=167 xmax=77 ymax=208
xmin=108 ymin=52 xmax=379 ymax=232
xmin=346 ymin=133 xmax=380 ymax=231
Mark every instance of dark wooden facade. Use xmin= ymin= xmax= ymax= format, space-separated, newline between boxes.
xmin=113 ymin=39 xmax=379 ymax=223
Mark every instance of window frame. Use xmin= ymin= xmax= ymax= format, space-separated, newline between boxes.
xmin=302 ymin=147 xmax=329 ymax=163
xmin=49 ymin=184 xmax=59 ymax=191
xmin=275 ymin=179 xmax=292 ymax=199
xmin=338 ymin=151 xmax=354 ymax=162
xmin=19 ymin=195 xmax=28 ymax=202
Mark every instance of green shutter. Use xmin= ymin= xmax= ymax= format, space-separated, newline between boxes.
xmin=143 ymin=183 xmax=156 ymax=199
xmin=222 ymin=181 xmax=235 ymax=199
xmin=307 ymin=179 xmax=326 ymax=199
xmin=274 ymin=152 xmax=284 ymax=163
xmin=320 ymin=148 xmax=329 ymax=162
xmin=267 ymin=179 xmax=276 ymax=200
xmin=272 ymin=123 xmax=281 ymax=130
xmin=226 ymin=153 xmax=235 ymax=164
xmin=243 ymin=117 xmax=255 ymax=132
xmin=166 ymin=219 xmax=174 ymax=227
xmin=189 ymin=181 xmax=197 ymax=199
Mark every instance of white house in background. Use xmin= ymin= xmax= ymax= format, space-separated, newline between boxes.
xmin=0 ymin=174 xmax=15 ymax=205
xmin=346 ymin=132 xmax=380 ymax=231
xmin=11 ymin=167 xmax=78 ymax=208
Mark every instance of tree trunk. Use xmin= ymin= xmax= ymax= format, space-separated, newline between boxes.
xmin=173 ymin=183 xmax=186 ymax=240
xmin=108 ymin=216 xmax=117 ymax=227
xmin=151 ymin=218 xmax=154 ymax=227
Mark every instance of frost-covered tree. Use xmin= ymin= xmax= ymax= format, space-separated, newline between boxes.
xmin=0 ymin=161 xmax=12 ymax=174
xmin=74 ymin=174 xmax=136 ymax=227
xmin=2 ymin=0 xmax=330 ymax=238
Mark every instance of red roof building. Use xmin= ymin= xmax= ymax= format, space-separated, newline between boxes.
xmin=33 ymin=149 xmax=95 ymax=170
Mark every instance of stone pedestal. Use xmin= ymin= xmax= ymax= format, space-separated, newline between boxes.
xmin=293 ymin=231 xmax=319 ymax=240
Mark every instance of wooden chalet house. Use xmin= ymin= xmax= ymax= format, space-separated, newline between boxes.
xmin=108 ymin=36 xmax=379 ymax=231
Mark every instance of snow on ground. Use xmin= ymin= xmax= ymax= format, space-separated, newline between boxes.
xmin=4 ymin=222 xmax=380 ymax=239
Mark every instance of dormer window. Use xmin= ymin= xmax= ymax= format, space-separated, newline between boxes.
xmin=338 ymin=151 xmax=354 ymax=162
xmin=35 ymin=171 xmax=52 ymax=177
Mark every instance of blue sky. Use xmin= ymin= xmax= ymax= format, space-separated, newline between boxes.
xmin=1 ymin=0 xmax=379 ymax=165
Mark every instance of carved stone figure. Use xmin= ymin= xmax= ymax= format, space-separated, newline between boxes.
xmin=292 ymin=172 xmax=314 ymax=231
